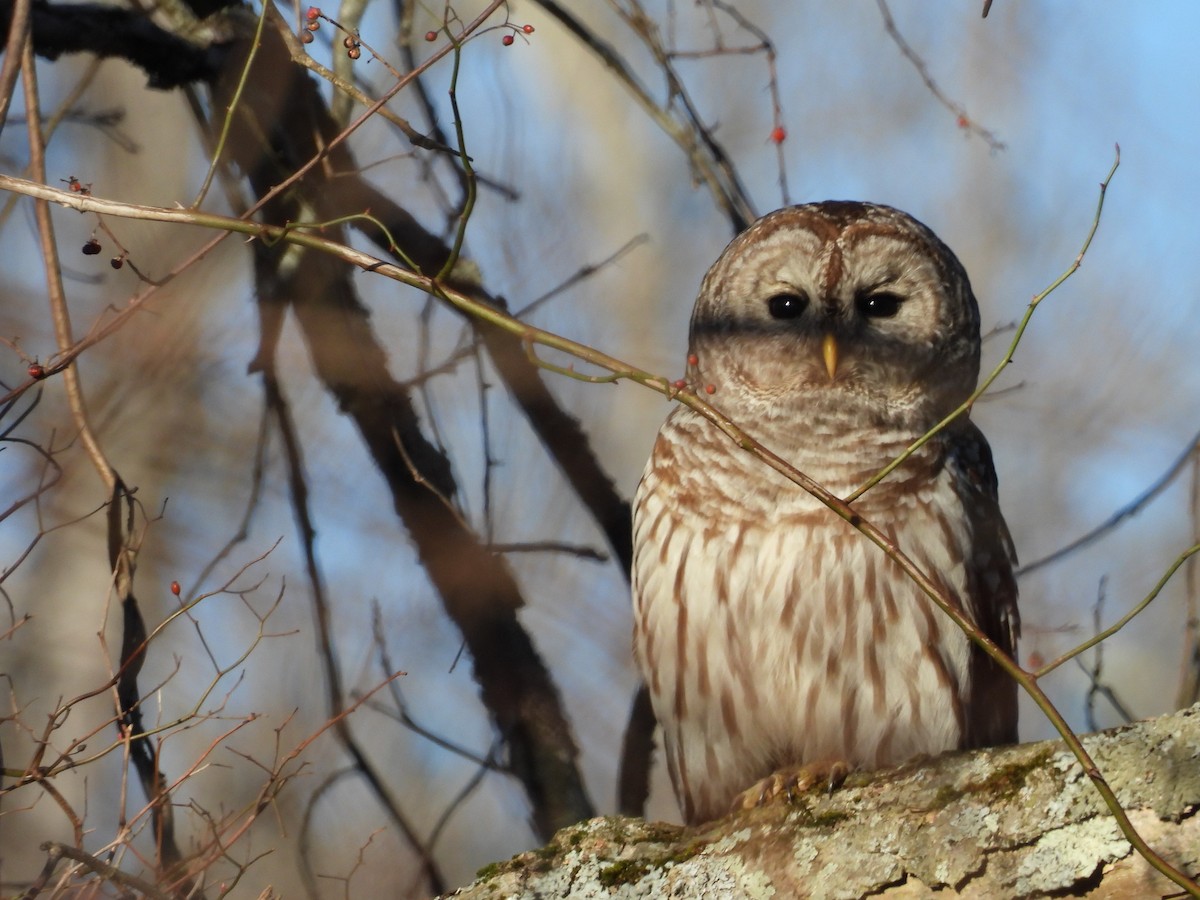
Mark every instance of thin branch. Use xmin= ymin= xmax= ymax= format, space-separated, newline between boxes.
xmin=533 ymin=0 xmax=754 ymax=231
xmin=271 ymin=8 xmax=453 ymax=154
xmin=846 ymin=146 xmax=1120 ymax=502
xmin=1034 ymin=542 xmax=1200 ymax=679
xmin=0 ymin=0 xmax=33 ymax=134
xmin=1079 ymin=577 xmax=1134 ymax=730
xmin=513 ymin=234 xmax=649 ymax=319
xmin=21 ymin=41 xmax=116 ymax=491
xmin=875 ymin=0 xmax=1005 ymax=151
xmin=368 ymin=601 xmax=494 ymax=768
xmin=28 ymin=842 xmax=171 ymax=900
xmin=396 ymin=234 xmax=649 ymax=391
xmin=188 ymin=404 xmax=271 ymax=594
xmin=489 ymin=541 xmax=608 ymax=562
xmin=1019 ymin=424 xmax=1200 ymax=576
xmin=260 ymin=354 xmax=444 ymax=894
xmin=704 ymin=1 xmax=789 ymax=205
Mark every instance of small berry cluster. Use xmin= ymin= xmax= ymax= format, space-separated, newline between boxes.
xmin=300 ymin=6 xmax=320 ymax=43
xmin=61 ymin=175 xmax=92 ymax=195
xmin=672 ymin=353 xmax=716 ymax=394
xmin=421 ymin=22 xmax=533 ymax=47
xmin=63 ymin=176 xmax=120 ymax=265
xmin=301 ymin=7 xmax=363 ymax=58
xmin=79 ymin=236 xmax=125 ymax=268
xmin=501 ymin=23 xmax=535 ymax=46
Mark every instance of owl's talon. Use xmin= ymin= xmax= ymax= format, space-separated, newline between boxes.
xmin=823 ymin=760 xmax=851 ymax=794
xmin=731 ymin=760 xmax=850 ymax=814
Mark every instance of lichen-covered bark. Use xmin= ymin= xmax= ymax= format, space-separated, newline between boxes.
xmin=447 ymin=704 xmax=1200 ymax=899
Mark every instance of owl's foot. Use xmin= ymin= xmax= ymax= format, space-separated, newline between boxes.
xmin=731 ymin=760 xmax=850 ymax=813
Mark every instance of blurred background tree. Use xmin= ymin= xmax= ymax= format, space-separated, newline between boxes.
xmin=1 ymin=1 xmax=1198 ymax=896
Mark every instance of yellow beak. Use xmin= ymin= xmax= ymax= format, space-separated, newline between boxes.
xmin=821 ymin=333 xmax=839 ymax=380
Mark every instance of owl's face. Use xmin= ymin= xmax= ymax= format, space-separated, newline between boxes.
xmin=689 ymin=202 xmax=981 ymax=431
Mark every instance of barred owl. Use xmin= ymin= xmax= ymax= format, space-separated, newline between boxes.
xmin=631 ymin=202 xmax=1019 ymax=825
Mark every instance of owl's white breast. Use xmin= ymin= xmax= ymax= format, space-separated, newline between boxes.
xmin=632 ymin=406 xmax=979 ymax=823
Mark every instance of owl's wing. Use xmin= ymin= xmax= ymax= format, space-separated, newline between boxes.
xmin=945 ymin=417 xmax=1021 ymax=745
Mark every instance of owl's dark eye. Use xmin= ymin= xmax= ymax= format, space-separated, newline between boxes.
xmin=766 ymin=292 xmax=808 ymax=319
xmin=856 ymin=291 xmax=904 ymax=319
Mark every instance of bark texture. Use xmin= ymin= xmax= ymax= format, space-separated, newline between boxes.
xmin=447 ymin=704 xmax=1200 ymax=899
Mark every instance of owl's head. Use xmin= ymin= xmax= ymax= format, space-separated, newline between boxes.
xmin=689 ymin=201 xmax=982 ymax=430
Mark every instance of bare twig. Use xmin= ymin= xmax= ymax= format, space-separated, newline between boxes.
xmin=705 ymin=1 xmax=789 ymax=204
xmin=1034 ymin=542 xmax=1200 ymax=680
xmin=260 ymin=351 xmax=444 ymax=894
xmin=1019 ymin=424 xmax=1200 ymax=575
xmin=846 ymin=146 xmax=1120 ymax=502
xmin=367 ymin=602 xmax=492 ymax=767
xmin=533 ymin=0 xmax=755 ymax=231
xmin=489 ymin=541 xmax=608 ymax=561
xmin=27 ymin=842 xmax=172 ymax=900
xmin=21 ymin=44 xmax=115 ymax=491
xmin=1078 ymin=577 xmax=1134 ymax=730
xmin=0 ymin=0 xmax=33 ymax=134
xmin=875 ymin=0 xmax=1005 ymax=151
xmin=189 ymin=404 xmax=271 ymax=594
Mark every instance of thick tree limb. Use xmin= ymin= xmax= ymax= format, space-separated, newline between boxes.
xmin=0 ymin=0 xmax=224 ymax=88
xmin=450 ymin=704 xmax=1200 ymax=899
xmin=212 ymin=25 xmax=596 ymax=838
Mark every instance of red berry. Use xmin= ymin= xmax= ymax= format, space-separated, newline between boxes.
xmin=687 ymin=353 xmax=699 ymax=367
xmin=956 ymin=115 xmax=969 ymax=128
xmin=672 ymin=379 xmax=686 ymax=390
xmin=170 ymin=580 xmax=181 ymax=596
xmin=82 ymin=239 xmax=101 ymax=255
xmin=305 ymin=20 xmax=319 ymax=31
xmin=704 ymin=384 xmax=716 ymax=395
xmin=424 ymin=30 xmax=437 ymax=41
xmin=305 ymin=6 xmax=320 ymax=19
xmin=28 ymin=363 xmax=45 ymax=379
xmin=502 ymin=34 xmax=514 ymax=45
xmin=522 ymin=24 xmax=534 ymax=33
xmin=348 ymin=46 xmax=361 ymax=59
xmin=770 ymin=125 xmax=787 ymax=144
xmin=300 ymin=30 xmax=314 ymax=43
